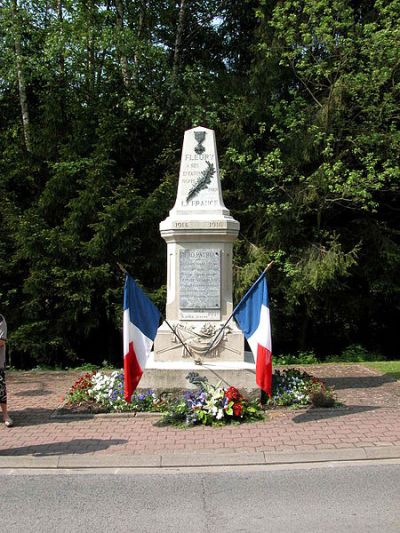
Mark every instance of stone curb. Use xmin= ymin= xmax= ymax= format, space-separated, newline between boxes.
xmin=1 ymin=446 xmax=400 ymax=470
xmin=50 ymin=404 xmax=379 ymax=420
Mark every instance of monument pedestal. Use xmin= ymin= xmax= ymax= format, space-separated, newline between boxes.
xmin=154 ymin=217 xmax=244 ymax=363
xmin=141 ymin=352 xmax=257 ymax=395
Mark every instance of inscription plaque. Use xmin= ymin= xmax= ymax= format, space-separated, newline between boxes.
xmin=180 ymin=249 xmax=221 ymax=309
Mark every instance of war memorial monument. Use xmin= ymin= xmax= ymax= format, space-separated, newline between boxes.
xmin=140 ymin=127 xmax=257 ymax=391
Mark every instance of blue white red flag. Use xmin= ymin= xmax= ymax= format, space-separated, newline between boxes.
xmin=233 ymin=272 xmax=272 ymax=397
xmin=123 ymin=274 xmax=160 ymax=401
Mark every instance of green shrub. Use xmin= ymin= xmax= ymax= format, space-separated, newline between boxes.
xmin=326 ymin=344 xmax=384 ymax=363
xmin=274 ymin=351 xmax=319 ymax=365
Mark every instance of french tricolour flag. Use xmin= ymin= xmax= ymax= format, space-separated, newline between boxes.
xmin=123 ymin=274 xmax=160 ymax=402
xmin=233 ymin=272 xmax=272 ymax=397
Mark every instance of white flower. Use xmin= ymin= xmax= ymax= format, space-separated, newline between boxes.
xmin=216 ymin=409 xmax=224 ymax=420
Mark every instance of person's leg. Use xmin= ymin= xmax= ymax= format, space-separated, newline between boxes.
xmin=1 ymin=403 xmax=13 ymax=426
xmin=1 ymin=402 xmax=8 ymax=419
xmin=0 ymin=370 xmax=13 ymax=426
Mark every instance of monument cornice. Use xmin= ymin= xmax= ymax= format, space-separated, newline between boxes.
xmin=160 ymin=229 xmax=239 ymax=243
xmin=160 ymin=217 xmax=239 ymax=231
xmin=160 ymin=216 xmax=239 ymax=243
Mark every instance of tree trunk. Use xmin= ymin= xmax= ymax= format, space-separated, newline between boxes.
xmin=298 ymin=304 xmax=310 ymax=350
xmin=11 ymin=0 xmax=32 ymax=153
xmin=56 ymin=0 xmax=66 ymax=137
xmin=133 ymin=1 xmax=145 ymax=67
xmin=114 ymin=0 xmax=130 ymax=89
xmin=57 ymin=0 xmax=65 ymax=79
xmin=83 ymin=0 xmax=96 ymax=96
xmin=87 ymin=34 xmax=95 ymax=94
xmin=172 ymin=0 xmax=187 ymax=85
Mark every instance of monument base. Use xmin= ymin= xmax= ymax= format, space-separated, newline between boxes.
xmin=137 ymin=352 xmax=259 ymax=395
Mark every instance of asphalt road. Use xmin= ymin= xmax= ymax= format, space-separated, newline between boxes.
xmin=1 ymin=463 xmax=399 ymax=532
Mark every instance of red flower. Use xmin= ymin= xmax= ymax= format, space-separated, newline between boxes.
xmin=232 ymin=402 xmax=243 ymax=417
xmin=225 ymin=386 xmax=242 ymax=401
xmin=69 ymin=372 xmax=95 ymax=394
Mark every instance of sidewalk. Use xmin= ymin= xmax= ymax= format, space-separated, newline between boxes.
xmin=1 ymin=364 xmax=400 ymax=468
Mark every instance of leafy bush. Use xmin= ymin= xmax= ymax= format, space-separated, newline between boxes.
xmin=325 ymin=344 xmax=384 ymax=363
xmin=273 ymin=351 xmax=319 ymax=365
xmin=71 ymin=363 xmax=99 ymax=372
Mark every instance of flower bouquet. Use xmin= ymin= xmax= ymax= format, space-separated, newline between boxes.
xmin=161 ymin=373 xmax=264 ymax=427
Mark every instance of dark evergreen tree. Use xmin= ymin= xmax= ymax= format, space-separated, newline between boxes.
xmin=0 ymin=0 xmax=398 ymax=366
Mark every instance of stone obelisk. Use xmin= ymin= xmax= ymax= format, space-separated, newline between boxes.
xmin=154 ymin=126 xmax=244 ymax=362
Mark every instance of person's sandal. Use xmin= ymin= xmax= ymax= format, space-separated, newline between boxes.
xmin=4 ymin=417 xmax=14 ymax=428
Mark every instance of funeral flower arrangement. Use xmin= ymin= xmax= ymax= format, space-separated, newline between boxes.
xmin=160 ymin=373 xmax=265 ymax=427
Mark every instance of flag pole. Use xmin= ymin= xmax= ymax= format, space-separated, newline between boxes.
xmin=163 ymin=318 xmax=194 ymax=361
xmin=117 ymin=263 xmax=195 ymax=360
xmin=203 ymin=261 xmax=274 ymax=358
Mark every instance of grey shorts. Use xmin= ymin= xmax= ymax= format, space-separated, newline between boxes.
xmin=0 ymin=369 xmax=7 ymax=404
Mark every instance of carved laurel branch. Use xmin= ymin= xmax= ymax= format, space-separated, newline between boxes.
xmin=186 ymin=161 xmax=215 ymax=203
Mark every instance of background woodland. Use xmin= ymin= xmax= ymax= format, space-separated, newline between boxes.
xmin=0 ymin=0 xmax=399 ymax=367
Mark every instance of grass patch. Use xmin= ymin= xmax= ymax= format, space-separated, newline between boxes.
xmin=363 ymin=361 xmax=400 ymax=381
